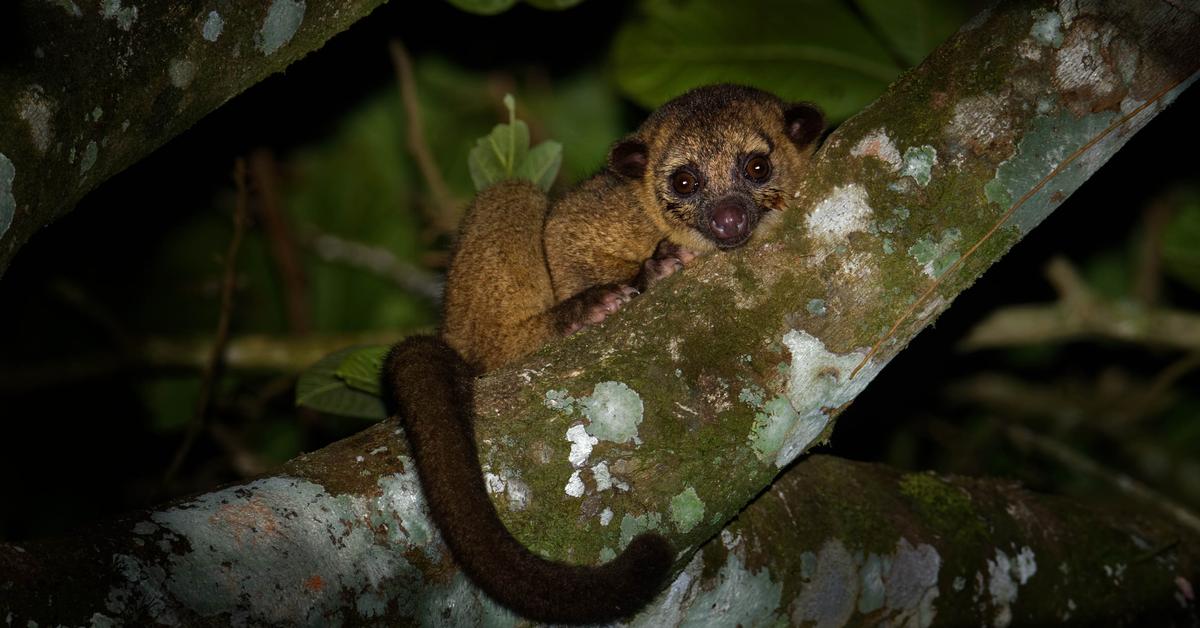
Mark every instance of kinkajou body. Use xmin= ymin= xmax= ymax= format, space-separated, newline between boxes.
xmin=386 ymin=84 xmax=824 ymax=624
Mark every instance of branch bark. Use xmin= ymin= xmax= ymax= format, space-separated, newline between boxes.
xmin=2 ymin=0 xmax=1199 ymax=625
xmin=0 ymin=0 xmax=388 ymax=275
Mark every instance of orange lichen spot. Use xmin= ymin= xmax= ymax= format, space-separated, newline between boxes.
xmin=304 ymin=575 xmax=325 ymax=592
xmin=208 ymin=499 xmax=281 ymax=546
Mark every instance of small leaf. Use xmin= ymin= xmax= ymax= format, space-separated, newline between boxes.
xmin=516 ymin=141 xmax=563 ymax=192
xmin=296 ymin=347 xmax=387 ymax=419
xmin=468 ymin=94 xmax=534 ymax=191
xmin=336 ymin=345 xmax=391 ymax=396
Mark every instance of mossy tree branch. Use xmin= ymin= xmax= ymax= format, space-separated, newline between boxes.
xmin=0 ymin=0 xmax=388 ymax=275
xmin=2 ymin=0 xmax=1199 ymax=625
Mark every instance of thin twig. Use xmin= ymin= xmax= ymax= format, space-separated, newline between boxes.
xmin=1135 ymin=352 xmax=1200 ymax=420
xmin=249 ymin=148 xmax=312 ymax=335
xmin=388 ymin=39 xmax=460 ymax=235
xmin=163 ymin=159 xmax=250 ymax=488
xmin=307 ymin=230 xmax=443 ymax=303
xmin=1004 ymin=422 xmax=1200 ymax=536
xmin=1135 ymin=197 xmax=1172 ymax=307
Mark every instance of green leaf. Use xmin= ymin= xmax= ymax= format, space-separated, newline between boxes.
xmin=446 ymin=0 xmax=517 ymax=15
xmin=525 ymin=0 xmax=584 ymax=9
xmin=852 ymin=0 xmax=974 ymax=67
xmin=1163 ymin=189 xmax=1200 ymax=294
xmin=611 ymin=0 xmax=903 ymax=121
xmin=468 ymin=94 xmax=532 ymax=191
xmin=336 ymin=345 xmax=390 ymax=396
xmin=516 ymin=141 xmax=563 ymax=192
xmin=296 ymin=347 xmax=387 ymax=420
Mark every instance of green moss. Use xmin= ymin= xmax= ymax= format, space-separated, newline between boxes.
xmin=899 ymin=472 xmax=986 ymax=546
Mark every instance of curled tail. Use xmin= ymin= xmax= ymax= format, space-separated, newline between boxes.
xmin=384 ymin=336 xmax=673 ymax=624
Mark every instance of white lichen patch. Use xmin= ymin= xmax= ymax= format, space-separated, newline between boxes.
xmin=18 ymin=86 xmax=55 ymax=155
xmin=124 ymin=474 xmax=428 ymax=625
xmin=792 ymin=537 xmax=940 ymax=627
xmin=257 ymin=0 xmax=306 ymax=56
xmin=1029 ymin=8 xmax=1064 ymax=47
xmin=669 ymin=487 xmax=705 ymax=534
xmin=748 ymin=330 xmax=884 ymax=468
xmin=945 ymin=93 xmax=1012 ymax=164
xmin=591 ymin=461 xmax=613 ymax=491
xmin=636 ymin=542 xmax=783 ymax=627
xmin=850 ymin=128 xmax=902 ymax=171
xmin=100 ymin=0 xmax=138 ymax=31
xmin=565 ymin=423 xmax=597 ymax=467
xmin=806 ymin=184 xmax=875 ymax=246
xmin=564 ymin=470 xmax=585 ymax=497
xmin=580 ymin=381 xmax=644 ymax=444
xmin=0 ymin=153 xmax=14 ymax=238
xmin=483 ymin=468 xmax=530 ymax=511
xmin=80 ymin=141 xmax=98 ymax=176
xmin=987 ymin=546 xmax=1038 ymax=628
xmin=600 ymin=507 xmax=613 ymax=526
xmin=168 ymin=59 xmax=196 ymax=89
xmin=1054 ymin=21 xmax=1122 ymax=100
xmin=901 ymin=146 xmax=937 ymax=187
xmin=202 ymin=10 xmax=224 ymax=42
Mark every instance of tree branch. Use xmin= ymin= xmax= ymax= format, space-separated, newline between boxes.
xmin=0 ymin=0 xmax=389 ymax=276
xmin=2 ymin=0 xmax=1199 ymax=624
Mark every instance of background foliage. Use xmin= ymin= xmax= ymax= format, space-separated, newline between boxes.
xmin=1 ymin=0 xmax=1198 ymax=552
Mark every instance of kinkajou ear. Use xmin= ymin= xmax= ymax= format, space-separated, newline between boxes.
xmin=783 ymin=103 xmax=825 ymax=148
xmin=609 ymin=138 xmax=649 ymax=179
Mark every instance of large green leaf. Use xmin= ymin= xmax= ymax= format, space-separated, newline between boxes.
xmin=336 ymin=345 xmax=391 ymax=397
xmin=853 ymin=0 xmax=974 ymax=67
xmin=295 ymin=346 xmax=387 ymax=419
xmin=447 ymin=0 xmax=584 ymax=14
xmin=611 ymin=0 xmax=903 ymax=121
xmin=1164 ymin=189 xmax=1200 ymax=294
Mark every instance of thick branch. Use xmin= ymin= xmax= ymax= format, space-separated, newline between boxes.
xmin=2 ymin=0 xmax=1199 ymax=624
xmin=0 ymin=0 xmax=388 ymax=275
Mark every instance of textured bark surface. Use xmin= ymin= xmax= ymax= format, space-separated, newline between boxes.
xmin=2 ymin=0 xmax=1199 ymax=625
xmin=632 ymin=456 xmax=1198 ymax=627
xmin=0 ymin=0 xmax=388 ymax=275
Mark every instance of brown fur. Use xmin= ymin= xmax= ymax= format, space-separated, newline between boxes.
xmin=385 ymin=85 xmax=824 ymax=624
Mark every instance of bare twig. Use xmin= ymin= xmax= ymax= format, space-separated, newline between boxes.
xmin=960 ymin=257 xmax=1200 ymax=352
xmin=1135 ymin=198 xmax=1172 ymax=306
xmin=388 ymin=39 xmax=461 ymax=235
xmin=307 ymin=231 xmax=443 ymax=303
xmin=249 ymin=149 xmax=312 ymax=335
xmin=1135 ymin=352 xmax=1200 ymax=420
xmin=0 ymin=331 xmax=410 ymax=393
xmin=163 ymin=159 xmax=250 ymax=488
xmin=1004 ymin=422 xmax=1200 ymax=536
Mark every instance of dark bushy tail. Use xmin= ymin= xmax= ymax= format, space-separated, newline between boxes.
xmin=384 ymin=336 xmax=673 ymax=624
